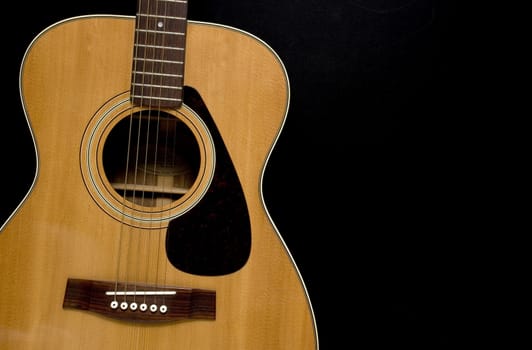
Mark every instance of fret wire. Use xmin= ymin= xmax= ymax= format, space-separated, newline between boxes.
xmin=131 ymin=82 xmax=182 ymax=90
xmin=137 ymin=13 xmax=186 ymax=20
xmin=132 ymin=71 xmax=183 ymax=78
xmin=133 ymin=58 xmax=184 ymax=64
xmin=131 ymin=95 xmax=182 ymax=102
xmin=136 ymin=29 xmax=185 ymax=36
xmin=134 ymin=43 xmax=184 ymax=51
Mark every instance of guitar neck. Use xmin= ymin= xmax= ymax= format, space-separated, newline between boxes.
xmin=131 ymin=0 xmax=189 ymax=108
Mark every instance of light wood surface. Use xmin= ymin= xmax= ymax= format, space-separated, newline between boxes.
xmin=0 ymin=16 xmax=318 ymax=349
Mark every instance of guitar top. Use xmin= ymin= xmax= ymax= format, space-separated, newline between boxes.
xmin=0 ymin=0 xmax=318 ymax=349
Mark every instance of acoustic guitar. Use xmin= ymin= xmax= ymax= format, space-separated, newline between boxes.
xmin=0 ymin=0 xmax=318 ymax=348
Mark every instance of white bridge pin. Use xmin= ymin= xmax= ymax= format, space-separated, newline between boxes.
xmin=149 ymin=304 xmax=158 ymax=313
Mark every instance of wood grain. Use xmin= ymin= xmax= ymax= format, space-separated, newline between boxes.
xmin=0 ymin=16 xmax=318 ymax=349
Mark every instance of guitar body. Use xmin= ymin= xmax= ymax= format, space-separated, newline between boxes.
xmin=0 ymin=15 xmax=317 ymax=349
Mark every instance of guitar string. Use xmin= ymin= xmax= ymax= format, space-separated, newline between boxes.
xmin=135 ymin=0 xmax=166 ymax=315
xmin=152 ymin=0 xmax=166 ymax=312
xmin=141 ymin=0 xmax=171 ymax=313
xmin=133 ymin=0 xmax=163 ymax=316
xmin=124 ymin=2 xmax=150 ymax=341
xmin=137 ymin=0 xmax=153 ymax=312
xmin=144 ymin=0 xmax=161 ymax=313
xmin=137 ymin=0 xmax=155 ymax=311
xmin=132 ymin=0 xmax=159 ymax=312
xmin=152 ymin=0 xmax=175 ymax=312
xmin=114 ymin=0 xmax=148 ymax=312
xmin=114 ymin=0 xmax=186 ymax=321
xmin=113 ymin=99 xmax=135 ymax=306
xmin=113 ymin=0 xmax=144 ymax=306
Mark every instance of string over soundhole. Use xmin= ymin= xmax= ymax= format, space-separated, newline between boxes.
xmin=103 ymin=110 xmax=200 ymax=207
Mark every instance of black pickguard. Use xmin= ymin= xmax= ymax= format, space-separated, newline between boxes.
xmin=166 ymin=86 xmax=251 ymax=276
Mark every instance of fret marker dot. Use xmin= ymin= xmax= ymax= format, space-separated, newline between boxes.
xmin=158 ymin=21 xmax=163 ymax=28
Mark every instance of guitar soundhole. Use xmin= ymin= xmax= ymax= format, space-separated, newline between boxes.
xmin=102 ymin=110 xmax=200 ymax=207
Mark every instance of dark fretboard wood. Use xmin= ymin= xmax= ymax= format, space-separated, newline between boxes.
xmin=131 ymin=0 xmax=188 ymax=108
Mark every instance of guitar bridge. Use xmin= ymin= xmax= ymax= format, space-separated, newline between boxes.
xmin=63 ymin=278 xmax=215 ymax=323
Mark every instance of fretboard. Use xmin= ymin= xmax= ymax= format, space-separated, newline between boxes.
xmin=131 ymin=0 xmax=188 ymax=108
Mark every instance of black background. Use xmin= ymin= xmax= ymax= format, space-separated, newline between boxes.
xmin=1 ymin=0 xmax=520 ymax=348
